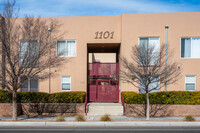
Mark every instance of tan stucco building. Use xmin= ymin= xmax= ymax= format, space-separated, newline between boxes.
xmin=6 ymin=12 xmax=200 ymax=103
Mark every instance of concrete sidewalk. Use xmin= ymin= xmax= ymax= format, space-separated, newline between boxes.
xmin=1 ymin=115 xmax=200 ymax=121
xmin=0 ymin=121 xmax=200 ymax=127
xmin=0 ymin=116 xmax=200 ymax=127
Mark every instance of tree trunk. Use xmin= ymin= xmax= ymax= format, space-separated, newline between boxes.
xmin=146 ymin=92 xmax=150 ymax=120
xmin=12 ymin=90 xmax=17 ymax=121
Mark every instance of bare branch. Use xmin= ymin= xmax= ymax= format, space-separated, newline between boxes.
xmin=120 ymin=41 xmax=181 ymax=120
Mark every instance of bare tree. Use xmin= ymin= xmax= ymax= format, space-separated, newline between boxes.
xmin=0 ymin=0 xmax=66 ymax=121
xmin=120 ymin=42 xmax=181 ymax=120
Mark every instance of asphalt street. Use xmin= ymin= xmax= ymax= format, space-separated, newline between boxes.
xmin=0 ymin=127 xmax=200 ymax=133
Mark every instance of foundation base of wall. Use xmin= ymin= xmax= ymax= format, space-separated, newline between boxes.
xmin=0 ymin=103 xmax=84 ymax=117
xmin=124 ymin=104 xmax=200 ymax=117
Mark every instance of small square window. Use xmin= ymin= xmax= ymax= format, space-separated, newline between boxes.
xmin=185 ymin=76 xmax=195 ymax=91
xmin=20 ymin=77 xmax=38 ymax=92
xmin=57 ymin=40 xmax=76 ymax=57
xmin=139 ymin=75 xmax=160 ymax=93
xmin=62 ymin=76 xmax=71 ymax=90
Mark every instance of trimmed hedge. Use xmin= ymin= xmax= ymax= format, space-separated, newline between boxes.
xmin=49 ymin=92 xmax=85 ymax=103
xmin=17 ymin=92 xmax=49 ymax=103
xmin=0 ymin=91 xmax=86 ymax=103
xmin=0 ymin=92 xmax=12 ymax=103
xmin=122 ymin=91 xmax=200 ymax=105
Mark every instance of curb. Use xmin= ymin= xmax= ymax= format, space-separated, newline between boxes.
xmin=0 ymin=122 xmax=200 ymax=127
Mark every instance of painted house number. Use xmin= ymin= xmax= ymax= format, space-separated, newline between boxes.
xmin=95 ymin=31 xmax=114 ymax=39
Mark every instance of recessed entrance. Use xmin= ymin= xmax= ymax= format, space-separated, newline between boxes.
xmin=87 ymin=43 xmax=120 ymax=103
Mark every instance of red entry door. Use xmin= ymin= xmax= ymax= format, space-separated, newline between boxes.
xmin=88 ymin=79 xmax=119 ymax=102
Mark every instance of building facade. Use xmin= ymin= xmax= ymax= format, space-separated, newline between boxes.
xmin=3 ymin=12 xmax=200 ymax=103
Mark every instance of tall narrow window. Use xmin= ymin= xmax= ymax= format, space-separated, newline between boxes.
xmin=21 ymin=77 xmax=29 ymax=92
xmin=139 ymin=37 xmax=160 ymax=66
xmin=57 ymin=40 xmax=76 ymax=57
xmin=181 ymin=38 xmax=200 ymax=58
xmin=62 ymin=76 xmax=71 ymax=90
xmin=185 ymin=76 xmax=195 ymax=91
xmin=30 ymin=78 xmax=39 ymax=92
xmin=20 ymin=40 xmax=38 ymax=67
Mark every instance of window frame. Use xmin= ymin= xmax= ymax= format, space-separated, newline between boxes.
xmin=56 ymin=40 xmax=76 ymax=57
xmin=20 ymin=76 xmax=39 ymax=92
xmin=181 ymin=37 xmax=200 ymax=59
xmin=19 ymin=40 xmax=39 ymax=67
xmin=139 ymin=75 xmax=160 ymax=94
xmin=138 ymin=37 xmax=160 ymax=66
xmin=185 ymin=75 xmax=196 ymax=91
xmin=61 ymin=76 xmax=71 ymax=91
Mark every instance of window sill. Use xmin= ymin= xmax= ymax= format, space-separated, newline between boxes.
xmin=181 ymin=57 xmax=200 ymax=59
xmin=61 ymin=89 xmax=71 ymax=91
xmin=185 ymin=89 xmax=196 ymax=91
xmin=57 ymin=56 xmax=76 ymax=57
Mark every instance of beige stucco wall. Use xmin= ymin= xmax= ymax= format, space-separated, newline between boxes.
xmin=38 ymin=15 xmax=121 ymax=93
xmin=13 ymin=12 xmax=200 ymax=98
xmin=120 ymin=12 xmax=200 ymax=92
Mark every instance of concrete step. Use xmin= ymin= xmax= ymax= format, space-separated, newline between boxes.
xmin=87 ymin=103 xmax=124 ymax=116
xmin=88 ymin=109 xmax=123 ymax=112
xmin=87 ymin=112 xmax=123 ymax=116
xmin=87 ymin=112 xmax=123 ymax=115
xmin=88 ymin=103 xmax=122 ymax=106
xmin=88 ymin=107 xmax=123 ymax=110
xmin=88 ymin=108 xmax=123 ymax=111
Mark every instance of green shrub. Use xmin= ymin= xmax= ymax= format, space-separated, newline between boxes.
xmin=0 ymin=89 xmax=5 ymax=92
xmin=0 ymin=92 xmax=12 ymax=103
xmin=122 ymin=91 xmax=200 ymax=105
xmin=17 ymin=92 xmax=49 ymax=103
xmin=49 ymin=92 xmax=85 ymax=103
xmin=100 ymin=114 xmax=112 ymax=121
xmin=184 ymin=115 xmax=196 ymax=121
xmin=0 ymin=91 xmax=86 ymax=103
xmin=75 ymin=114 xmax=86 ymax=121
xmin=123 ymin=92 xmax=146 ymax=104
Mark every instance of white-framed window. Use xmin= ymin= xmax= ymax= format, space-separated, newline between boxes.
xmin=139 ymin=37 xmax=160 ymax=66
xmin=181 ymin=38 xmax=200 ymax=58
xmin=57 ymin=40 xmax=76 ymax=57
xmin=185 ymin=76 xmax=196 ymax=91
xmin=19 ymin=40 xmax=38 ymax=67
xmin=20 ymin=77 xmax=38 ymax=92
xmin=61 ymin=76 xmax=71 ymax=90
xmin=139 ymin=75 xmax=160 ymax=93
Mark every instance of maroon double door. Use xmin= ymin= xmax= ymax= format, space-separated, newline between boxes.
xmin=88 ymin=63 xmax=119 ymax=102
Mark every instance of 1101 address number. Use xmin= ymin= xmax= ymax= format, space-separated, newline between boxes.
xmin=95 ymin=31 xmax=114 ymax=39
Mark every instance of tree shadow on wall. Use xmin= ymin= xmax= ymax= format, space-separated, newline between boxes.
xmin=126 ymin=104 xmax=173 ymax=117
xmin=21 ymin=103 xmax=76 ymax=117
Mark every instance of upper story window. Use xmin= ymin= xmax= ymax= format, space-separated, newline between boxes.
xmin=19 ymin=40 xmax=38 ymax=67
xmin=181 ymin=38 xmax=200 ymax=58
xmin=20 ymin=76 xmax=38 ymax=92
xmin=139 ymin=37 xmax=160 ymax=66
xmin=57 ymin=40 xmax=76 ymax=57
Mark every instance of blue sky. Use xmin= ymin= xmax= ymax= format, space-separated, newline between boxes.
xmin=0 ymin=0 xmax=200 ymax=17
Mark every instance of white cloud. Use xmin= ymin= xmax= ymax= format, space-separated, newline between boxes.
xmin=1 ymin=0 xmax=200 ymax=17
